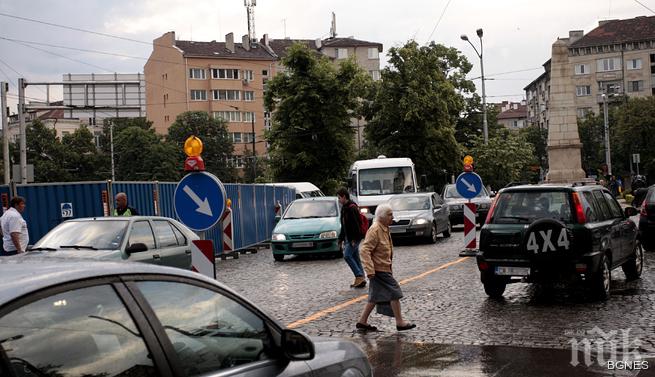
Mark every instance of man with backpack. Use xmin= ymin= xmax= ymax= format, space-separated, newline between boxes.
xmin=337 ymin=188 xmax=367 ymax=288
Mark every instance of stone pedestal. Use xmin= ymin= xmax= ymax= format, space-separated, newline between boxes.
xmin=545 ymin=39 xmax=586 ymax=183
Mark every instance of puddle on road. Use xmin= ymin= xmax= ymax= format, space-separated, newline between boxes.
xmin=353 ymin=336 xmax=655 ymax=376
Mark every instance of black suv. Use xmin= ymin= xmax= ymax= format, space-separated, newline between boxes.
xmin=637 ymin=185 xmax=655 ymax=251
xmin=477 ymin=183 xmax=642 ymax=300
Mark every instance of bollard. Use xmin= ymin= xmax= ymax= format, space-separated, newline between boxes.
xmin=463 ymin=203 xmax=477 ymax=249
xmin=220 ymin=205 xmax=238 ymax=260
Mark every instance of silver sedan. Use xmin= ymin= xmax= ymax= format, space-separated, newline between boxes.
xmin=0 ymin=257 xmax=372 ymax=376
xmin=387 ymin=192 xmax=451 ymax=243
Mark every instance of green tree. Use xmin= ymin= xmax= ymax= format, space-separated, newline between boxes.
xmin=15 ymin=120 xmax=72 ymax=182
xmin=167 ymin=111 xmax=236 ymax=183
xmin=455 ymin=95 xmax=502 ymax=150
xmin=519 ymin=125 xmax=549 ymax=175
xmin=100 ymin=117 xmax=153 ymax=154
xmin=614 ymin=97 xmax=655 ymax=179
xmin=364 ymin=41 xmax=475 ymax=186
xmin=62 ymin=126 xmax=110 ymax=181
xmin=468 ymin=129 xmax=538 ymax=190
xmin=113 ymin=126 xmax=179 ymax=181
xmin=578 ymin=113 xmax=607 ymax=176
xmin=264 ymin=43 xmax=371 ymax=191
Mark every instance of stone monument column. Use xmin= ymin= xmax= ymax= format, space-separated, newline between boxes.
xmin=545 ymin=39 xmax=586 ymax=183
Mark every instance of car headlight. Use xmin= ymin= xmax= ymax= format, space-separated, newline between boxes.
xmin=451 ymin=204 xmax=463 ymax=210
xmin=479 ymin=203 xmax=490 ymax=209
xmin=360 ymin=207 xmax=369 ymax=214
xmin=413 ymin=218 xmax=428 ymax=225
xmin=319 ymin=231 xmax=338 ymax=239
xmin=272 ymin=233 xmax=286 ymax=241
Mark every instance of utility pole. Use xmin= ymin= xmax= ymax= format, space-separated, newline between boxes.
xmin=18 ymin=78 xmax=27 ymax=184
xmin=110 ymin=119 xmax=115 ymax=181
xmin=251 ymin=114 xmax=256 ymax=180
xmin=602 ymin=93 xmax=612 ymax=176
xmin=1 ymin=82 xmax=9 ymax=184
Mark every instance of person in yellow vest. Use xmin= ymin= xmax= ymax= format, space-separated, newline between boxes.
xmin=113 ymin=193 xmax=139 ymax=216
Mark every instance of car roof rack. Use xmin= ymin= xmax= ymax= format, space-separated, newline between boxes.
xmin=571 ymin=179 xmax=599 ymax=187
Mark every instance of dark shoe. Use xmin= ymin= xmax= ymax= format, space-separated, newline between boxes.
xmin=356 ymin=322 xmax=378 ymax=331
xmin=354 ymin=280 xmax=367 ymax=288
xmin=396 ymin=323 xmax=416 ymax=331
xmin=350 ymin=276 xmax=366 ymax=288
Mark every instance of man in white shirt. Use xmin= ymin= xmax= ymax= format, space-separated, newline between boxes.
xmin=1 ymin=196 xmax=29 ymax=256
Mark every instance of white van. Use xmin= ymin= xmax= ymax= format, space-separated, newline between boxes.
xmin=348 ymin=156 xmax=418 ymax=220
xmin=270 ymin=182 xmax=325 ymax=199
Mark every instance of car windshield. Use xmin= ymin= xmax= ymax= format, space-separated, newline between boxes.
xmin=491 ymin=191 xmax=572 ymax=224
xmin=34 ymin=220 xmax=129 ymax=250
xmin=444 ymin=185 xmax=488 ymax=199
xmin=389 ymin=196 xmax=430 ymax=211
xmin=283 ymin=201 xmax=338 ymax=219
xmin=358 ymin=167 xmax=414 ymax=196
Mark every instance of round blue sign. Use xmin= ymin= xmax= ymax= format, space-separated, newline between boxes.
xmin=174 ymin=172 xmax=227 ymax=231
xmin=455 ymin=172 xmax=483 ymax=199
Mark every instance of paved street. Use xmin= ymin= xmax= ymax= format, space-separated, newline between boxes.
xmin=217 ymin=227 xmax=655 ymax=375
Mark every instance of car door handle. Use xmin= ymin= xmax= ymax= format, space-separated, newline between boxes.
xmin=153 ymin=254 xmax=161 ymax=260
xmin=185 ymin=250 xmax=191 ymax=254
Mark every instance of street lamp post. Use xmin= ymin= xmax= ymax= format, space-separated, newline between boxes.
xmin=602 ymin=93 xmax=612 ymax=176
xmin=226 ymin=105 xmax=257 ymax=180
xmin=461 ymin=28 xmax=488 ymax=144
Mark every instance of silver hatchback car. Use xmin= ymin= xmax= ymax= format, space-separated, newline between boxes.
xmin=29 ymin=216 xmax=197 ymax=269
xmin=0 ymin=258 xmax=372 ymax=376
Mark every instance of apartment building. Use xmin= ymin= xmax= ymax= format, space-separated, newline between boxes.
xmin=525 ymin=16 xmax=655 ymax=128
xmin=6 ymin=101 xmax=82 ymax=142
xmin=145 ymin=32 xmax=276 ymax=168
xmin=496 ymin=101 xmax=528 ymax=130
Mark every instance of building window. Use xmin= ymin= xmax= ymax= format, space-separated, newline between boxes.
xmin=227 ymin=156 xmax=245 ymax=168
xmin=368 ymin=48 xmax=379 ymax=59
xmin=596 ymin=57 xmax=621 ymax=72
xmin=212 ymin=89 xmax=240 ymax=101
xmin=164 ymin=115 xmax=170 ymax=122
xmin=574 ymin=64 xmax=589 ymax=75
xmin=232 ymin=132 xmax=242 ymax=143
xmin=62 ymin=131 xmax=70 ymax=136
xmin=242 ymin=112 xmax=255 ymax=122
xmin=190 ymin=90 xmax=207 ymax=101
xmin=189 ymin=68 xmax=206 ymax=79
xmin=213 ymin=111 xmax=241 ymax=122
xmin=243 ymin=91 xmax=254 ymax=101
xmin=243 ymin=132 xmax=255 ymax=143
xmin=576 ymin=107 xmax=593 ymax=118
xmin=243 ymin=70 xmax=254 ymax=82
xmin=211 ymin=68 xmax=240 ymax=79
xmin=336 ymin=48 xmax=348 ymax=59
xmin=369 ymin=70 xmax=380 ymax=81
xmin=628 ymin=80 xmax=644 ymax=92
xmin=627 ymin=58 xmax=642 ymax=70
xmin=575 ymin=85 xmax=591 ymax=96
xmin=262 ymin=69 xmax=268 ymax=76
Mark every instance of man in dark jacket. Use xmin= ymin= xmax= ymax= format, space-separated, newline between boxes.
xmin=337 ymin=188 xmax=366 ymax=288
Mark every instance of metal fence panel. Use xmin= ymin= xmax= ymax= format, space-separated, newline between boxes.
xmin=255 ymin=185 xmax=268 ymax=242
xmin=239 ymin=185 xmax=257 ymax=248
xmin=17 ymin=182 xmax=107 ymax=243
xmin=112 ymin=182 xmax=156 ymax=216
xmin=265 ymin=185 xmax=275 ymax=237
xmin=158 ymin=182 xmax=177 ymax=219
xmin=223 ymin=184 xmax=241 ymax=251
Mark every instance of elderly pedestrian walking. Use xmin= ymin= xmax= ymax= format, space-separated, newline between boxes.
xmin=356 ymin=203 xmax=416 ymax=332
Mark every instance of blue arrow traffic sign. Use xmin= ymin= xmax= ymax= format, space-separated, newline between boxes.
xmin=174 ymin=172 xmax=227 ymax=232
xmin=455 ymin=172 xmax=483 ymax=200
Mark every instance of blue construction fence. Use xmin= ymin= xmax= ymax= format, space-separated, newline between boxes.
xmin=0 ymin=181 xmax=296 ymax=256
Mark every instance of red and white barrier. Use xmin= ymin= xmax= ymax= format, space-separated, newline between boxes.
xmin=463 ymin=203 xmax=477 ymax=249
xmin=221 ymin=207 xmax=234 ymax=254
xmin=191 ymin=240 xmax=215 ymax=279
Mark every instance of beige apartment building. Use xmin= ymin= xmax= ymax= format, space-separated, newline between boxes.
xmin=525 ymin=16 xmax=655 ymax=129
xmin=145 ymin=32 xmax=383 ymax=169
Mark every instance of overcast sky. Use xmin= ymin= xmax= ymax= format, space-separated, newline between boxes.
xmin=0 ymin=0 xmax=652 ymax=113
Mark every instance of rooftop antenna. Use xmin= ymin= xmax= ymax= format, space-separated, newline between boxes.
xmin=245 ymin=0 xmax=257 ymax=43
xmin=330 ymin=12 xmax=336 ymax=38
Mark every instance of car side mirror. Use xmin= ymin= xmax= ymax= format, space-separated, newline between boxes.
xmin=126 ymin=243 xmax=148 ymax=254
xmin=281 ymin=329 xmax=315 ymax=361
xmin=275 ymin=215 xmax=281 ymax=224
xmin=624 ymin=207 xmax=638 ymax=217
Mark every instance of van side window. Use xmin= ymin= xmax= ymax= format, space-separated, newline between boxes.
xmin=603 ymin=192 xmax=623 ymax=218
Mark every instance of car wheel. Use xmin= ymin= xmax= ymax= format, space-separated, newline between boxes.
xmin=273 ymin=254 xmax=284 ymax=262
xmin=443 ymin=222 xmax=451 ymax=238
xmin=622 ymin=242 xmax=644 ymax=281
xmin=427 ymin=222 xmax=438 ymax=244
xmin=590 ymin=254 xmax=611 ymax=300
xmin=481 ymin=271 xmax=506 ymax=298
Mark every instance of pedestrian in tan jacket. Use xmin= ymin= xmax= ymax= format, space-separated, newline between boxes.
xmin=356 ymin=203 xmax=416 ymax=332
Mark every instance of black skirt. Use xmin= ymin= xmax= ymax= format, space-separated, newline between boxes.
xmin=368 ymin=271 xmax=403 ymax=303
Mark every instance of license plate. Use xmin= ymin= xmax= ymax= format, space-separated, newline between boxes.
xmin=291 ymin=242 xmax=313 ymax=248
xmin=390 ymin=227 xmax=405 ymax=234
xmin=495 ymin=266 xmax=530 ymax=276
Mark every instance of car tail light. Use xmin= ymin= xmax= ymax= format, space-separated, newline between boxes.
xmin=485 ymin=196 xmax=499 ymax=224
xmin=572 ymin=192 xmax=586 ymax=224
xmin=575 ymin=263 xmax=587 ymax=273
xmin=478 ymin=261 xmax=489 ymax=271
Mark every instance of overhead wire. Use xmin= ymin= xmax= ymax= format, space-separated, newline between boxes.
xmin=425 ymin=0 xmax=453 ymax=44
xmin=633 ymin=0 xmax=655 ymax=14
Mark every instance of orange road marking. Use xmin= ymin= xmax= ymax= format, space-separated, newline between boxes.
xmin=286 ymin=257 xmax=469 ymax=329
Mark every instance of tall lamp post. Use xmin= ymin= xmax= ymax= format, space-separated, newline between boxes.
xmin=461 ymin=28 xmax=488 ymax=144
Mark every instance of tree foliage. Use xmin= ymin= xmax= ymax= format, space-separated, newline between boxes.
xmin=62 ymin=126 xmax=110 ymax=181
xmin=167 ymin=111 xmax=236 ymax=183
xmin=363 ymin=41 xmax=474 ymax=186
xmin=455 ymin=95 xmax=503 ymax=150
xmin=519 ymin=125 xmax=549 ymax=175
xmin=468 ymin=129 xmax=538 ymax=190
xmin=613 ymin=97 xmax=655 ymax=179
xmin=264 ymin=43 xmax=371 ymax=191
xmin=113 ymin=126 xmax=179 ymax=181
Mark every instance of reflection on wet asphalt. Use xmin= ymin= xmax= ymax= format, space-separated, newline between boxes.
xmin=354 ymin=335 xmax=655 ymax=377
